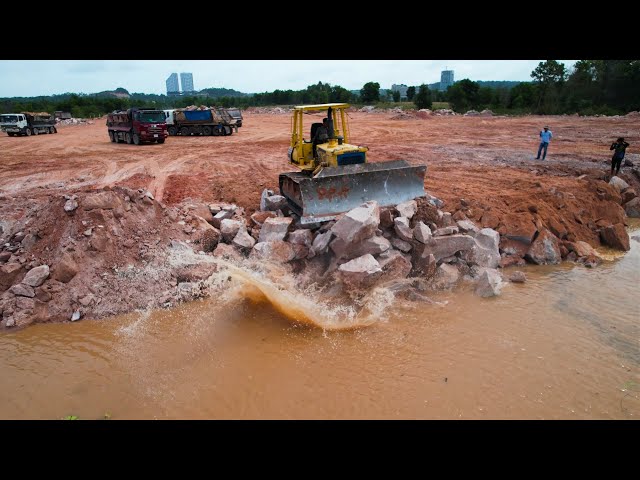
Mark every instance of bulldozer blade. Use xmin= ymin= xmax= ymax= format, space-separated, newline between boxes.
xmin=279 ymin=160 xmax=427 ymax=224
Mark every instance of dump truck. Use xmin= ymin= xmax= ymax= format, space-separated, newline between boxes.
xmin=106 ymin=108 xmax=168 ymax=145
xmin=0 ymin=112 xmax=57 ymax=136
xmin=163 ymin=107 xmax=236 ymax=136
xmin=279 ymin=103 xmax=427 ymax=224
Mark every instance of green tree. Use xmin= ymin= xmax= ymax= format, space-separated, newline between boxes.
xmin=392 ymin=90 xmax=401 ymax=102
xmin=407 ymin=86 xmax=416 ymax=101
xmin=413 ymin=84 xmax=432 ymax=110
xmin=447 ymin=79 xmax=479 ymax=112
xmin=360 ymin=82 xmax=380 ymax=103
xmin=531 ymin=60 xmax=566 ymax=112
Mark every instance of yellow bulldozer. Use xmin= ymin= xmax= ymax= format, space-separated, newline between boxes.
xmin=279 ymin=103 xmax=427 ymax=223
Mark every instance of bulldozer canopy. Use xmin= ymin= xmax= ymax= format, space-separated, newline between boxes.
xmin=293 ymin=103 xmax=350 ymax=112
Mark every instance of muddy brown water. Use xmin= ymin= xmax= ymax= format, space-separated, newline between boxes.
xmin=1 ymin=222 xmax=638 ymax=420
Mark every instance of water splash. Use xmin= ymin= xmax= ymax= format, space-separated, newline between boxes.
xmin=207 ymin=259 xmax=396 ymax=331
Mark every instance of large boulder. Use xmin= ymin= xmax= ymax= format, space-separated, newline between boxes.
xmin=412 ymin=234 xmax=476 ymax=263
xmin=395 ymin=200 xmax=417 ymax=220
xmin=456 ymin=219 xmax=479 ymax=235
xmin=258 ymin=217 xmax=292 ymax=243
xmin=609 ymin=176 xmax=630 ymax=193
xmin=377 ymin=250 xmax=412 ymax=283
xmin=0 ymin=263 xmax=25 ymax=291
xmin=330 ymin=201 xmax=380 ymax=244
xmin=251 ymin=210 xmax=277 ymax=227
xmin=22 ymin=265 xmax=50 ymax=287
xmin=81 ymin=191 xmax=122 ymax=210
xmin=212 ymin=209 xmax=234 ymax=228
xmin=337 ymin=254 xmax=382 ymax=289
xmin=232 ymin=228 xmax=256 ymax=250
xmin=624 ymin=197 xmax=640 ymax=218
xmin=411 ymin=249 xmax=437 ymax=279
xmin=52 ymin=253 xmax=79 ymax=283
xmin=501 ymin=213 xmax=537 ymax=244
xmin=413 ymin=222 xmax=432 ymax=244
xmin=394 ymin=217 xmax=413 ymax=242
xmin=287 ymin=229 xmax=314 ymax=248
xmin=567 ymin=241 xmax=600 ymax=258
xmin=525 ymin=229 xmax=561 ymax=264
xmin=464 ymin=228 xmax=501 ymax=268
xmin=600 ymin=223 xmax=630 ymax=251
xmin=220 ymin=219 xmax=244 ymax=243
xmin=621 ymin=188 xmax=637 ymax=204
xmin=432 ymin=264 xmax=460 ymax=290
xmin=475 ymin=269 xmax=503 ymax=297
xmin=311 ymin=231 xmax=333 ymax=255
xmin=250 ymin=241 xmax=296 ymax=263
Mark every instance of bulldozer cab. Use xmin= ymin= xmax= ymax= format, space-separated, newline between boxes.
xmin=289 ymin=103 xmax=367 ymax=173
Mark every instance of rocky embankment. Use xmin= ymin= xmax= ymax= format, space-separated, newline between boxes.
xmin=0 ymin=174 xmax=636 ymax=330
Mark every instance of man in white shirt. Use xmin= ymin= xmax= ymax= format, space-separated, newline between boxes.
xmin=536 ymin=125 xmax=553 ymax=160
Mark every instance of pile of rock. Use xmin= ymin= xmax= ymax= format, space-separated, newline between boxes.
xmin=433 ymin=109 xmax=457 ymax=116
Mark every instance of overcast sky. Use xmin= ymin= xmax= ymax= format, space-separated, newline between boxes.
xmin=0 ymin=60 xmax=578 ymax=97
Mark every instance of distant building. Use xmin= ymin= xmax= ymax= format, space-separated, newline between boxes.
xmin=440 ymin=70 xmax=454 ymax=91
xmin=166 ymin=73 xmax=180 ymax=96
xmin=180 ymin=72 xmax=195 ymax=94
xmin=391 ymin=84 xmax=409 ymax=101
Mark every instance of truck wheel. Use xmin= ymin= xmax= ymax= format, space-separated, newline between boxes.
xmin=25 ymin=129 xmax=32 ymax=136
xmin=108 ymin=131 xmax=115 ymax=142
xmin=202 ymin=126 xmax=212 ymax=136
xmin=223 ymin=126 xmax=231 ymax=136
xmin=179 ymin=126 xmax=189 ymax=136
xmin=168 ymin=126 xmax=177 ymax=136
xmin=52 ymin=126 xmax=57 ymax=133
xmin=132 ymin=134 xmax=141 ymax=145
xmin=33 ymin=128 xmax=39 ymax=135
xmin=125 ymin=132 xmax=132 ymax=144
xmin=113 ymin=132 xmax=120 ymax=143
xmin=157 ymin=138 xmax=165 ymax=144
xmin=8 ymin=133 xmax=15 ymax=137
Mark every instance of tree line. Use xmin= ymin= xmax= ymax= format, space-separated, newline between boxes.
xmin=1 ymin=61 xmax=638 ymax=117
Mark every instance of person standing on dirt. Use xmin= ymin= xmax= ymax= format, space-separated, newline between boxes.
xmin=535 ymin=125 xmax=553 ymax=160
xmin=610 ymin=137 xmax=630 ymax=176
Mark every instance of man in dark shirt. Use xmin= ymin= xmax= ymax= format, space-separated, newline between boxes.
xmin=610 ymin=137 xmax=630 ymax=176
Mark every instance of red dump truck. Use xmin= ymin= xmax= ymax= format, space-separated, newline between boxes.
xmin=163 ymin=107 xmax=237 ymax=136
xmin=106 ymin=108 xmax=168 ymax=145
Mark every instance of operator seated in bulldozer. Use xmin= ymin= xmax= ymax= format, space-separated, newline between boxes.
xmin=311 ymin=118 xmax=329 ymax=159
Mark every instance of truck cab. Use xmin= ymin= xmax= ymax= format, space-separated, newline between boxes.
xmin=226 ymin=108 xmax=243 ymax=128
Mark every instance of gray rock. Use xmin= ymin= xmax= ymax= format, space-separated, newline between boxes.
xmin=22 ymin=265 xmax=50 ymax=287
xmin=433 ymin=226 xmax=459 ymax=237
xmin=509 ymin=271 xmax=527 ymax=283
xmin=331 ymin=201 xmax=380 ymax=244
xmin=71 ymin=310 xmax=81 ymax=321
xmin=337 ymin=254 xmax=382 ymax=288
xmin=377 ymin=250 xmax=412 ymax=282
xmin=413 ymin=221 xmax=432 ymax=244
xmin=9 ymin=283 xmax=35 ymax=297
xmin=211 ymin=209 xmax=234 ymax=228
xmin=311 ymin=231 xmax=333 ymax=255
xmin=609 ymin=176 xmax=630 ymax=193
xmin=525 ymin=229 xmax=562 ymax=265
xmin=395 ymin=200 xmax=417 ymax=219
xmin=393 ymin=217 xmax=413 ymax=242
xmin=81 ymin=191 xmax=121 ymax=210
xmin=232 ymin=228 xmax=256 ymax=250
xmin=264 ymin=195 xmax=288 ymax=212
xmin=475 ymin=269 xmax=503 ymax=297
xmin=287 ymin=229 xmax=314 ymax=248
xmin=258 ymin=217 xmax=293 ymax=243
xmin=220 ymin=219 xmax=244 ymax=243
xmin=250 ymin=241 xmax=296 ymax=263
xmin=391 ymin=237 xmax=412 ymax=252
xmin=64 ymin=199 xmax=79 ymax=212
xmin=457 ymin=219 xmax=479 ymax=235
xmin=259 ymin=189 xmax=275 ymax=211
xmin=432 ymin=264 xmax=460 ymax=290
xmin=624 ymin=197 xmax=640 ymax=218
xmin=413 ymin=235 xmax=476 ymax=263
